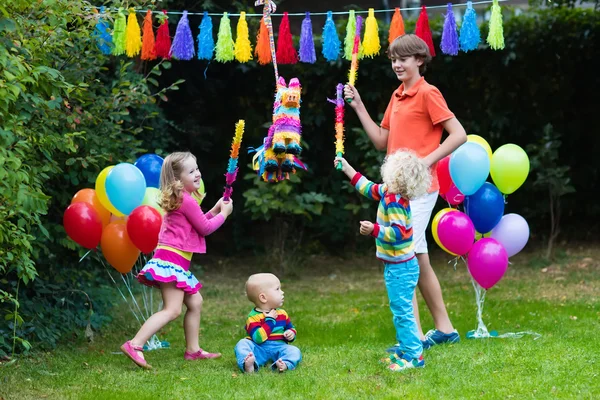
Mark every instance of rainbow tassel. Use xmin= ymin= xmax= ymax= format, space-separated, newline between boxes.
xmin=322 ymin=11 xmax=340 ymax=62
xmin=215 ymin=12 xmax=234 ymax=62
xmin=330 ymin=84 xmax=345 ymax=169
xmin=125 ymin=9 xmax=142 ymax=57
xmin=276 ymin=12 xmax=298 ymax=64
xmin=197 ymin=11 xmax=214 ymax=60
xmin=94 ymin=7 xmax=112 ymax=55
xmin=348 ymin=16 xmax=364 ymax=86
xmin=255 ymin=17 xmax=272 ymax=65
xmin=388 ymin=8 xmax=405 ymax=44
xmin=459 ymin=2 xmax=481 ymax=52
xmin=155 ymin=11 xmax=171 ymax=59
xmin=112 ymin=8 xmax=126 ymax=56
xmin=487 ymin=0 xmax=505 ymax=50
xmin=441 ymin=4 xmax=459 ymax=56
xmin=141 ymin=10 xmax=156 ymax=61
xmin=223 ymin=120 xmax=245 ymax=201
xmin=234 ymin=12 xmax=253 ymax=62
xmin=416 ymin=6 xmax=436 ymax=57
xmin=362 ymin=8 xmax=380 ymax=58
xmin=170 ymin=10 xmax=195 ymax=60
xmin=299 ymin=12 xmax=316 ymax=63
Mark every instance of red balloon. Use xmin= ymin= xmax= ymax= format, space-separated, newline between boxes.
xmin=127 ymin=205 xmax=162 ymax=253
xmin=436 ymin=155 xmax=452 ymax=195
xmin=63 ymin=202 xmax=102 ymax=249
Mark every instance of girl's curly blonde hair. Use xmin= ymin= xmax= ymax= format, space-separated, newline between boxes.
xmin=380 ymin=149 xmax=432 ymax=200
xmin=159 ymin=152 xmax=199 ymax=212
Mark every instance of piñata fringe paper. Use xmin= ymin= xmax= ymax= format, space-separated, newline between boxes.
xmin=112 ymin=8 xmax=126 ymax=56
xmin=487 ymin=0 xmax=505 ymax=50
xmin=223 ymin=120 xmax=245 ymax=201
xmin=215 ymin=12 xmax=235 ymax=62
xmin=141 ymin=10 xmax=156 ymax=61
xmin=234 ymin=12 xmax=253 ymax=62
xmin=197 ymin=11 xmax=214 ymax=60
xmin=441 ymin=3 xmax=459 ymax=56
xmin=459 ymin=1 xmax=481 ymax=52
xmin=322 ymin=11 xmax=340 ymax=62
xmin=255 ymin=17 xmax=272 ymax=65
xmin=388 ymin=8 xmax=405 ymax=44
xmin=344 ymin=10 xmax=356 ymax=61
xmin=331 ymin=83 xmax=345 ymax=168
xmin=125 ymin=8 xmax=142 ymax=57
xmin=415 ymin=6 xmax=436 ymax=57
xmin=155 ymin=11 xmax=171 ymax=59
xmin=94 ymin=6 xmax=113 ymax=55
xmin=170 ymin=10 xmax=195 ymax=60
xmin=276 ymin=12 xmax=298 ymax=64
xmin=299 ymin=12 xmax=316 ymax=63
xmin=362 ymin=8 xmax=380 ymax=58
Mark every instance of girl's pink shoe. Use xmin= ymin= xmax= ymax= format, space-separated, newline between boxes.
xmin=184 ymin=348 xmax=222 ymax=360
xmin=120 ymin=340 xmax=152 ymax=369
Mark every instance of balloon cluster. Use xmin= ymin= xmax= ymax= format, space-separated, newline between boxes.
xmin=63 ymin=154 xmax=205 ymax=273
xmin=432 ymin=135 xmax=531 ymax=290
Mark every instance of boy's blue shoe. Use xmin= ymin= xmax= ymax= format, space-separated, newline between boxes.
xmin=421 ymin=329 xmax=460 ymax=349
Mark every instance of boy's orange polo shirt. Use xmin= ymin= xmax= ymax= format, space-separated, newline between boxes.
xmin=380 ymin=77 xmax=454 ymax=193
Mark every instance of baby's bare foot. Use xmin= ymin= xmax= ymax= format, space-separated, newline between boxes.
xmin=275 ymin=359 xmax=288 ymax=372
xmin=244 ymin=353 xmax=255 ymax=373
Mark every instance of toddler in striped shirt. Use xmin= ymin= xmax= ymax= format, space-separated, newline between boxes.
xmin=335 ymin=150 xmax=431 ymax=372
xmin=234 ymin=273 xmax=301 ymax=373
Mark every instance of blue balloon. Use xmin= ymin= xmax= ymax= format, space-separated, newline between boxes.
xmin=106 ymin=163 xmax=147 ymax=215
xmin=464 ymin=182 xmax=505 ymax=233
xmin=134 ymin=154 xmax=164 ymax=188
xmin=449 ymin=142 xmax=490 ymax=196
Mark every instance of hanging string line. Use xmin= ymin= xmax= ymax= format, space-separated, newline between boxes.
xmin=91 ymin=0 xmax=510 ymax=18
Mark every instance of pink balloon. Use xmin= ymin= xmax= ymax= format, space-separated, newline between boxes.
xmin=437 ymin=210 xmax=475 ymax=256
xmin=444 ymin=183 xmax=465 ymax=205
xmin=467 ymin=238 xmax=508 ymax=289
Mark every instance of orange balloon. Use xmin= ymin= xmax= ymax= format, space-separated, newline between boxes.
xmin=100 ymin=220 xmax=140 ymax=274
xmin=71 ymin=188 xmax=111 ymax=227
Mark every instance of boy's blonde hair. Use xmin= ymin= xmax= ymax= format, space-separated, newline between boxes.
xmin=159 ymin=151 xmax=197 ymax=212
xmin=381 ymin=150 xmax=431 ymax=200
xmin=387 ymin=34 xmax=432 ymax=74
xmin=245 ymin=273 xmax=278 ymax=305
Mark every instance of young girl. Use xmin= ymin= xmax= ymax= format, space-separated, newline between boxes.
xmin=121 ymin=151 xmax=233 ymax=369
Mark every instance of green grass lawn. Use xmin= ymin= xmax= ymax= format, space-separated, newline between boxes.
xmin=2 ymin=247 xmax=599 ymax=399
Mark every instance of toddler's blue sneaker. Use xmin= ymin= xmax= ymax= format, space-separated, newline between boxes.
xmin=421 ymin=329 xmax=460 ymax=349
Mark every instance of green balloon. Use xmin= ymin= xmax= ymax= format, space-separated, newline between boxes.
xmin=490 ymin=144 xmax=530 ymax=195
xmin=141 ymin=187 xmax=165 ymax=215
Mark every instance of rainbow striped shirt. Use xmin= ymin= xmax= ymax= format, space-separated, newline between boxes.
xmin=351 ymin=173 xmax=415 ymax=264
xmin=245 ymin=308 xmax=297 ymax=344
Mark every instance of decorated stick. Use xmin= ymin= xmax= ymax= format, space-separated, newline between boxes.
xmin=347 ymin=15 xmax=364 ymax=89
xmin=255 ymin=0 xmax=279 ymax=83
xmin=223 ymin=120 xmax=245 ymax=201
xmin=333 ymin=84 xmax=345 ymax=170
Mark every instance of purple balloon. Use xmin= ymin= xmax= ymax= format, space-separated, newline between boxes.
xmin=437 ymin=210 xmax=475 ymax=256
xmin=467 ymin=238 xmax=508 ymax=289
xmin=490 ymin=213 xmax=530 ymax=257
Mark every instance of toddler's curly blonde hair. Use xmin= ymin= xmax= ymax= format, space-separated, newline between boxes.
xmin=380 ymin=150 xmax=432 ymax=200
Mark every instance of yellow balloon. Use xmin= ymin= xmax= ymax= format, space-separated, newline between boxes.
xmin=431 ymin=207 xmax=458 ymax=256
xmin=141 ymin=187 xmax=165 ymax=216
xmin=95 ymin=166 xmax=124 ymax=217
xmin=467 ymin=134 xmax=493 ymax=160
xmin=490 ymin=144 xmax=530 ymax=195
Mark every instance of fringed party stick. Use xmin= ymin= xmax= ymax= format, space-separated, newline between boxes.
xmin=346 ymin=15 xmax=363 ymax=103
xmin=223 ymin=120 xmax=245 ymax=201
xmin=255 ymin=0 xmax=279 ymax=83
xmin=328 ymin=84 xmax=345 ymax=170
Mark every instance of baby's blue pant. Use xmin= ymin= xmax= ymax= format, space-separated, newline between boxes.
xmin=234 ymin=339 xmax=302 ymax=372
xmin=384 ymin=257 xmax=423 ymax=360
